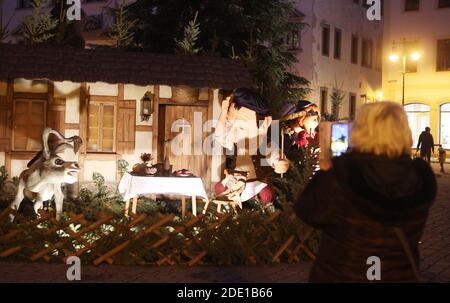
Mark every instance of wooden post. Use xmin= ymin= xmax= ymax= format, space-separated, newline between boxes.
xmin=191 ymin=195 xmax=197 ymax=216
xmin=181 ymin=196 xmax=186 ymax=219
xmin=124 ymin=199 xmax=130 ymax=217
xmin=131 ymin=196 xmax=138 ymax=215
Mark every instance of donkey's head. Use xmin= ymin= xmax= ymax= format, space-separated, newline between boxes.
xmin=38 ymin=128 xmax=81 ymax=184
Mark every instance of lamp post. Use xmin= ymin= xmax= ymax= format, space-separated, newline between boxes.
xmin=389 ymin=41 xmax=421 ymax=106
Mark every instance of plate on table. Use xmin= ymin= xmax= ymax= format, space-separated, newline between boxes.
xmin=173 ymin=169 xmax=194 ymax=177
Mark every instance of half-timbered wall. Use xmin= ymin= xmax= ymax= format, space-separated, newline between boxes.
xmin=0 ymin=78 xmax=222 ymax=193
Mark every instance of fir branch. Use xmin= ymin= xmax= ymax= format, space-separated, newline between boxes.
xmin=21 ymin=0 xmax=58 ymax=45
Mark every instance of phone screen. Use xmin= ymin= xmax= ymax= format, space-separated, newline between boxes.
xmin=331 ymin=123 xmax=350 ymax=157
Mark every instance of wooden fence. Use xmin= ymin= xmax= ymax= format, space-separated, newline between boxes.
xmin=0 ymin=207 xmax=318 ymax=266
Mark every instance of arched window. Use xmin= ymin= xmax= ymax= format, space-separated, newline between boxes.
xmin=441 ymin=103 xmax=450 ymax=149
xmin=404 ymin=103 xmax=431 ymax=147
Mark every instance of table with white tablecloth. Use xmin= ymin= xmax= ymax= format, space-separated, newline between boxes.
xmin=118 ymin=172 xmax=209 ymax=218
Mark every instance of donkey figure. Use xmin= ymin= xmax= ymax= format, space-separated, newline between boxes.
xmin=9 ymin=128 xmax=82 ymax=221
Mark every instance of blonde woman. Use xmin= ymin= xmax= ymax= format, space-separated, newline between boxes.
xmin=295 ymin=102 xmax=437 ymax=282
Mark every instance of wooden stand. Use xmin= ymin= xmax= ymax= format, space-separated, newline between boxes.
xmin=124 ymin=195 xmax=202 ymax=219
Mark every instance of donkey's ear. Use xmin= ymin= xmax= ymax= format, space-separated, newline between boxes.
xmin=42 ymin=127 xmax=53 ymax=160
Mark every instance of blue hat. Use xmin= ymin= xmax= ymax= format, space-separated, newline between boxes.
xmin=233 ymin=88 xmax=271 ymax=116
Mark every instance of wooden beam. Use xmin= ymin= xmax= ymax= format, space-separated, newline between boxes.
xmin=152 ymin=85 xmax=160 ymax=162
xmin=65 ymin=123 xmax=80 ymax=130
xmin=6 ymin=79 xmax=13 ymax=103
xmin=89 ymin=95 xmax=117 ymax=103
xmin=84 ymin=153 xmax=121 ymax=161
xmin=135 ymin=125 xmax=153 ymax=132
xmin=48 ymin=81 xmax=54 ymax=105
xmin=13 ymin=92 xmax=47 ymax=100
xmin=118 ymin=84 xmax=124 ymax=101
xmin=7 ymin=151 xmax=36 ymax=160
xmin=78 ymin=83 xmax=88 ymax=183
xmin=206 ymin=89 xmax=214 ymax=194
xmin=159 ymin=97 xmax=208 ymax=106
xmin=5 ymin=153 xmax=11 ymax=177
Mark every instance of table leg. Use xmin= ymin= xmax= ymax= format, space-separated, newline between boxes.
xmin=132 ymin=196 xmax=138 ymax=215
xmin=124 ymin=199 xmax=130 ymax=217
xmin=192 ymin=195 xmax=197 ymax=216
xmin=202 ymin=199 xmax=210 ymax=214
xmin=181 ymin=196 xmax=186 ymax=219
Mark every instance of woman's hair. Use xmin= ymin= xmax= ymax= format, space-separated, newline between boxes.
xmin=350 ymin=101 xmax=413 ymax=158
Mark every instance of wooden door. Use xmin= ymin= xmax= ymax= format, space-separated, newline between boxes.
xmin=159 ymin=104 xmax=210 ymax=191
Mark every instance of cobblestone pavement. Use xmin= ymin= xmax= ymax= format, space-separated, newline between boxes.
xmin=0 ymin=165 xmax=448 ymax=283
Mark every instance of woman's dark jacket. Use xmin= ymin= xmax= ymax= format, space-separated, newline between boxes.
xmin=295 ymin=152 xmax=437 ymax=282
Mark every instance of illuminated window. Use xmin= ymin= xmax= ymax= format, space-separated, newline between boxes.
xmin=88 ymin=102 xmax=116 ymax=152
xmin=441 ymin=103 xmax=450 ymax=149
xmin=404 ymin=103 xmax=430 ymax=147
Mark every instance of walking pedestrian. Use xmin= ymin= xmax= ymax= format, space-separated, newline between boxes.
xmin=416 ymin=127 xmax=435 ymax=163
xmin=439 ymin=144 xmax=447 ymax=173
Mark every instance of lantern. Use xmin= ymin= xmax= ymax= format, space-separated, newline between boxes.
xmin=140 ymin=93 xmax=154 ymax=122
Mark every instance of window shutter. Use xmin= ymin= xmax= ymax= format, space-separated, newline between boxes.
xmin=47 ymin=98 xmax=66 ymax=149
xmin=0 ymin=96 xmax=12 ymax=152
xmin=116 ymin=100 xmax=136 ymax=154
xmin=47 ymin=98 xmax=66 ymax=132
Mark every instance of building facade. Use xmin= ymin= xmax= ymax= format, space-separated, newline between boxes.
xmin=1 ymin=0 xmax=135 ymax=46
xmin=292 ymin=0 xmax=383 ymax=120
xmin=382 ymin=0 xmax=450 ymax=149
xmin=0 ymin=44 xmax=253 ymax=191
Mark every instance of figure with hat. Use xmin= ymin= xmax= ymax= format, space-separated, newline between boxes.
xmin=280 ymin=100 xmax=321 ymax=149
xmin=213 ymin=88 xmax=287 ymax=208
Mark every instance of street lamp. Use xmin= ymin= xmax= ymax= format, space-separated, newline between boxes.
xmin=389 ymin=41 xmax=421 ymax=106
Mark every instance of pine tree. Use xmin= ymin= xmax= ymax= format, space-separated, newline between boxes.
xmin=174 ymin=11 xmax=201 ymax=55
xmin=21 ymin=0 xmax=59 ymax=45
xmin=108 ymin=3 xmax=138 ymax=49
xmin=330 ymin=80 xmax=346 ymax=121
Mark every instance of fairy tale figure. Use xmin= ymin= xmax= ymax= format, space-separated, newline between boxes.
xmin=214 ymin=88 xmax=288 ymax=206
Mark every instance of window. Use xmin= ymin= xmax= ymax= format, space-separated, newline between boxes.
xmin=349 ymin=94 xmax=357 ymax=120
xmin=361 ymin=39 xmax=373 ymax=68
xmin=284 ymin=27 xmax=301 ymax=50
xmin=403 ymin=41 xmax=419 ymax=73
xmin=16 ymin=0 xmax=32 ymax=9
xmin=351 ymin=35 xmax=359 ymax=64
xmin=404 ymin=103 xmax=430 ymax=147
xmin=322 ymin=25 xmax=330 ymax=57
xmin=405 ymin=0 xmax=420 ymax=11
xmin=438 ymin=0 xmax=450 ymax=8
xmin=87 ymin=102 xmax=116 ymax=152
xmin=334 ymin=28 xmax=342 ymax=60
xmin=13 ymin=100 xmax=46 ymax=151
xmin=437 ymin=39 xmax=450 ymax=71
xmin=320 ymin=87 xmax=329 ymax=115
xmin=441 ymin=103 xmax=450 ymax=149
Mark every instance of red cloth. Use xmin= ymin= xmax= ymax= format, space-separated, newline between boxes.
xmin=214 ymin=182 xmax=274 ymax=204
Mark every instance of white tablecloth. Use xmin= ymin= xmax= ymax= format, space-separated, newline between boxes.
xmin=118 ymin=172 xmax=209 ymax=201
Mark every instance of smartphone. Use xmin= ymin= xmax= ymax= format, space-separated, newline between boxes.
xmin=319 ymin=122 xmax=351 ymax=170
xmin=331 ymin=123 xmax=350 ymax=157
